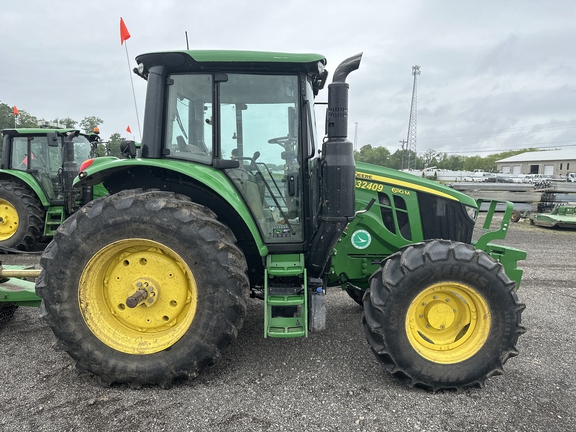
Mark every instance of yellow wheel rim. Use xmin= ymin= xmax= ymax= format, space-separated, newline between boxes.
xmin=79 ymin=239 xmax=198 ymax=355
xmin=0 ymin=199 xmax=19 ymax=241
xmin=406 ymin=282 xmax=490 ymax=364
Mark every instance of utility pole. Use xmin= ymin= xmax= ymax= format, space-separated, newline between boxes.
xmin=399 ymin=140 xmax=407 ymax=170
xmin=405 ymin=65 xmax=421 ymax=170
xmin=354 ymin=122 xmax=358 ymax=151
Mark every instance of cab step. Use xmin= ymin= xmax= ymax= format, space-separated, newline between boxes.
xmin=264 ymin=254 xmax=307 ymax=338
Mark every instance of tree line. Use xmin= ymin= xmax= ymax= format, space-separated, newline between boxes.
xmin=354 ymin=144 xmax=540 ymax=172
xmin=2 ymin=100 xmax=538 ymax=169
xmin=0 ymin=101 xmax=126 ymax=158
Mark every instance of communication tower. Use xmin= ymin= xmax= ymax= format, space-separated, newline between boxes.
xmin=405 ymin=65 xmax=421 ymax=170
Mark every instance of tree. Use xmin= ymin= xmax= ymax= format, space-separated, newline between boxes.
xmin=422 ymin=149 xmax=438 ymax=168
xmin=16 ymin=110 xmax=39 ymax=128
xmin=0 ymin=101 xmax=16 ymax=130
xmin=438 ymin=154 xmax=466 ymax=171
xmin=79 ymin=116 xmax=103 ymax=134
xmin=53 ymin=117 xmax=77 ymax=128
xmin=107 ymin=132 xmax=125 ymax=158
xmin=354 ymin=144 xmax=391 ymax=167
xmin=388 ymin=150 xmax=404 ymax=170
xmin=463 ymin=155 xmax=487 ymax=171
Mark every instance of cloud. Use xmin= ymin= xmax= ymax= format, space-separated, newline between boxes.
xmin=1 ymin=0 xmax=575 ymax=157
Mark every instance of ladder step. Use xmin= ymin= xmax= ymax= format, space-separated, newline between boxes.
xmin=264 ymin=253 xmax=308 ymax=338
xmin=267 ymin=326 xmax=306 ymax=338
xmin=44 ymin=207 xmax=65 ymax=235
xmin=267 ymin=295 xmax=305 ymax=306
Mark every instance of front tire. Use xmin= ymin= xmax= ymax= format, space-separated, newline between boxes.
xmin=345 ymin=286 xmax=365 ymax=307
xmin=0 ymin=181 xmax=44 ymax=251
xmin=0 ymin=304 xmax=18 ymax=324
xmin=36 ymin=189 xmax=249 ymax=387
xmin=363 ymin=240 xmax=525 ymax=391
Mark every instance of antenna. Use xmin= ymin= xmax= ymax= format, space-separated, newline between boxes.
xmin=185 ymin=31 xmax=189 ymax=50
xmin=405 ymin=65 xmax=421 ymax=170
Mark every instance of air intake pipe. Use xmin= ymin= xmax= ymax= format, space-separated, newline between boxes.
xmin=307 ymin=53 xmax=362 ymax=279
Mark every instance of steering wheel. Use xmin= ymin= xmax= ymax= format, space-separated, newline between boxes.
xmin=268 ymin=136 xmax=293 ymax=149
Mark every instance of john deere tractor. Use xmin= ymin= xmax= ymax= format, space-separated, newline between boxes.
xmin=0 ymin=128 xmax=106 ymax=251
xmin=10 ymin=50 xmax=526 ymax=391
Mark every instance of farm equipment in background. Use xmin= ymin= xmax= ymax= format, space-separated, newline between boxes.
xmin=0 ymin=128 xmax=107 ymax=251
xmin=529 ymin=205 xmax=576 ymax=228
xmin=1 ymin=50 xmax=526 ymax=392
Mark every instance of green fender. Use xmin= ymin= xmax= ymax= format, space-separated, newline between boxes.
xmin=0 ymin=170 xmax=50 ymax=206
xmin=75 ymin=157 xmax=268 ymax=256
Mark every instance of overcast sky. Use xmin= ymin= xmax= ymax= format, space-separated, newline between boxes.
xmin=2 ymin=0 xmax=575 ymax=157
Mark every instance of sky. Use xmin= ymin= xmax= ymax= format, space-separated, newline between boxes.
xmin=2 ymin=0 xmax=575 ymax=158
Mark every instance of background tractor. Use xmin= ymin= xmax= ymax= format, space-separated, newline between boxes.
xmin=0 ymin=50 xmax=526 ymax=391
xmin=0 ymin=128 xmax=107 ymax=251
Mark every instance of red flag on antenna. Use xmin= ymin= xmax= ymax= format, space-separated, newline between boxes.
xmin=120 ymin=18 xmax=131 ymax=45
xmin=13 ymin=106 xmax=19 ymax=115
xmin=126 ymin=126 xmax=132 ymax=134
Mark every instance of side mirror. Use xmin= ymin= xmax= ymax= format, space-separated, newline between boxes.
xmin=120 ymin=140 xmax=137 ymax=158
xmin=46 ymin=132 xmax=60 ymax=147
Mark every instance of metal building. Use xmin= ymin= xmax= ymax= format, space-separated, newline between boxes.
xmin=496 ymin=149 xmax=576 ymax=176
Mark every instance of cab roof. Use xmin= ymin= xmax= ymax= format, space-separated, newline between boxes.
xmin=2 ymin=128 xmax=80 ymax=137
xmin=135 ymin=50 xmax=327 ymax=75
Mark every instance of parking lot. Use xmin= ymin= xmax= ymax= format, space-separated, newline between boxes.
xmin=1 ymin=219 xmax=575 ymax=431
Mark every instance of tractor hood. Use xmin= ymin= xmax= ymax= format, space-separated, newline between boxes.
xmin=355 ymin=162 xmax=478 ymax=207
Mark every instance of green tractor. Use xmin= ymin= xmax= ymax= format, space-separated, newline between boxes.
xmin=2 ymin=50 xmax=526 ymax=391
xmin=0 ymin=128 xmax=107 ymax=251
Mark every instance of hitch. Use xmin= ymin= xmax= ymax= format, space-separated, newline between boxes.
xmin=0 ymin=264 xmax=42 ymax=308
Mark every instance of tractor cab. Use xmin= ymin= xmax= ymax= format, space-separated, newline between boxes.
xmin=162 ymin=72 xmax=311 ymax=244
xmin=0 ymin=128 xmax=103 ymax=250
xmin=2 ymin=129 xmax=92 ymax=202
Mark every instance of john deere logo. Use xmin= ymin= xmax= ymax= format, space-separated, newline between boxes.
xmin=351 ymin=230 xmax=371 ymax=249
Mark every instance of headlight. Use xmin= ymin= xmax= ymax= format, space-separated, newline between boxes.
xmin=466 ymin=205 xmax=478 ymax=222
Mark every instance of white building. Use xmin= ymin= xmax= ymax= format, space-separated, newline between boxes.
xmin=496 ymin=149 xmax=576 ymax=176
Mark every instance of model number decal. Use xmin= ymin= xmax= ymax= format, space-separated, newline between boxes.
xmin=355 ymin=180 xmax=384 ymax=192
xmin=391 ymin=187 xmax=411 ymax=196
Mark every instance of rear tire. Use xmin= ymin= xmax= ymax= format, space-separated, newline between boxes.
xmin=0 ymin=181 xmax=45 ymax=251
xmin=37 ymin=189 xmax=249 ymax=387
xmin=363 ymin=240 xmax=525 ymax=391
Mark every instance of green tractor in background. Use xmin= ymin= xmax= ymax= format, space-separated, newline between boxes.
xmin=1 ymin=50 xmax=526 ymax=391
xmin=0 ymin=128 xmax=107 ymax=251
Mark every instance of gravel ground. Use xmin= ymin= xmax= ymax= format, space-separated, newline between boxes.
xmin=1 ymin=219 xmax=575 ymax=432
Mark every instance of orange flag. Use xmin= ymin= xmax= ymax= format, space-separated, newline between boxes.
xmin=13 ymin=106 xmax=19 ymax=115
xmin=120 ymin=18 xmax=131 ymax=45
xmin=126 ymin=126 xmax=132 ymax=133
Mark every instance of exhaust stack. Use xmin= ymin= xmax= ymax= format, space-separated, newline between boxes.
xmin=307 ymin=53 xmax=362 ymax=279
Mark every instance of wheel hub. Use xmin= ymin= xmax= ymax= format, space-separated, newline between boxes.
xmin=426 ymin=302 xmax=455 ymax=330
xmin=79 ymin=239 xmax=198 ymax=354
xmin=126 ymin=278 xmax=160 ymax=308
xmin=406 ymin=282 xmax=490 ymax=364
xmin=0 ymin=200 xmax=19 ymax=240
